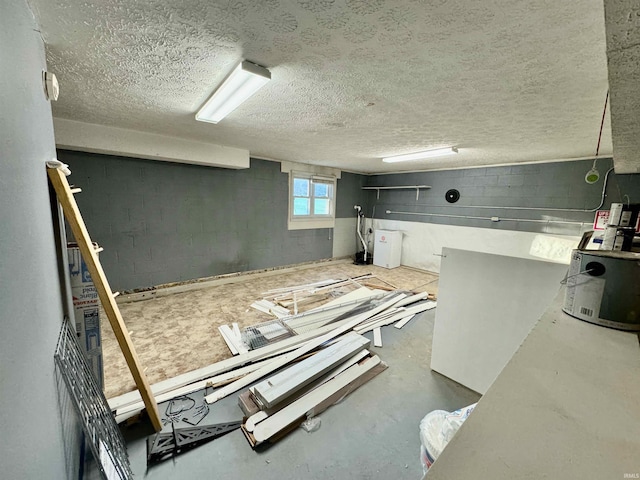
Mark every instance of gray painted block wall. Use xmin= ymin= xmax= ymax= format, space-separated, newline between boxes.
xmin=336 ymin=171 xmax=369 ymax=218
xmin=0 ymin=1 xmax=73 ymax=478
xmin=59 ymin=152 xmax=366 ymax=291
xmin=365 ymin=158 xmax=640 ymax=236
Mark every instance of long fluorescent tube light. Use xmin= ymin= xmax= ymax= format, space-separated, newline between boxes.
xmin=382 ymin=147 xmax=458 ymax=163
xmin=196 ymin=60 xmax=271 ymax=124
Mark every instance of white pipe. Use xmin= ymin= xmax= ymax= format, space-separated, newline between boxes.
xmin=385 ymin=210 xmax=586 ymax=227
xmin=354 ymin=205 xmax=368 ymax=261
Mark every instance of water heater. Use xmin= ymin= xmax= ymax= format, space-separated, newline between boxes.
xmin=563 ymin=250 xmax=640 ymax=331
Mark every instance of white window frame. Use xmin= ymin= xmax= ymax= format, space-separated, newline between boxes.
xmin=288 ymin=172 xmax=336 ymax=230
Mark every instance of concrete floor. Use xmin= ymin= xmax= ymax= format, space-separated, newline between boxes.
xmin=118 ymin=307 xmax=480 ymax=480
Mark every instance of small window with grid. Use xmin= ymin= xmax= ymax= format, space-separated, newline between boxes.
xmin=289 ymin=173 xmax=336 ymax=229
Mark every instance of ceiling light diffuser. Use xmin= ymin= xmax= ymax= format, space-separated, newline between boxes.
xmin=382 ymin=147 xmax=458 ymax=163
xmin=196 ymin=60 xmax=271 ymax=124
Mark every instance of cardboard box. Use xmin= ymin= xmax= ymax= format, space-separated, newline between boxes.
xmin=68 ymin=244 xmax=104 ymax=389
xmin=68 ymin=243 xmax=97 ymax=288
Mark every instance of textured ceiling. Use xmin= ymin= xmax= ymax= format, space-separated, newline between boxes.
xmin=29 ymin=0 xmax=613 ymax=173
xmin=604 ymin=0 xmax=640 ymax=174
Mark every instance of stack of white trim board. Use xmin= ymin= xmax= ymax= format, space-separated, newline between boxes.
xmin=107 ymin=280 xmax=436 ymax=447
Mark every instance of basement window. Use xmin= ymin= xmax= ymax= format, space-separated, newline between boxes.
xmin=288 ymin=172 xmax=336 ymax=230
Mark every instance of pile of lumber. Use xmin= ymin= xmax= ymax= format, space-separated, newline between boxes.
xmin=256 ymin=274 xmax=376 ymax=315
xmin=216 ymin=275 xmax=432 ymax=356
xmin=108 ymin=287 xmax=436 ymax=437
xmin=218 ymin=279 xmax=379 ymax=355
xmin=238 ymin=332 xmax=383 ymax=445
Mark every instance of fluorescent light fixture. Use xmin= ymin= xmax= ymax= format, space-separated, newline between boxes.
xmin=382 ymin=147 xmax=458 ymax=163
xmin=196 ymin=60 xmax=271 ymax=124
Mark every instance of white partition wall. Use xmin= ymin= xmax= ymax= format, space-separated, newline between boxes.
xmin=430 ymin=248 xmax=569 ymax=394
xmin=372 ymin=219 xmax=581 ymax=273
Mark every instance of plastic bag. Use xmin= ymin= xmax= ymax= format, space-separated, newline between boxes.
xmin=300 ymin=417 xmax=321 ymax=433
xmin=419 ymin=403 xmax=477 ymax=473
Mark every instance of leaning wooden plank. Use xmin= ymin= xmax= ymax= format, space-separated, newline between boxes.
xmin=219 ymin=325 xmax=239 ymax=355
xmin=373 ymin=328 xmax=383 ymax=348
xmin=204 ymin=293 xmax=405 ymax=404
xmin=245 ymin=349 xmax=371 ymax=432
xmin=253 ymin=334 xmax=370 ymax=408
xmin=252 ymin=355 xmax=383 ymax=443
xmin=47 ymin=167 xmax=162 ymax=432
xmin=108 ymin=317 xmax=355 ymax=412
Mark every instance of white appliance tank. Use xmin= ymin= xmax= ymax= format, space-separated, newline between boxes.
xmin=563 ymin=250 xmax=640 ymax=331
xmin=373 ymin=230 xmax=402 ymax=269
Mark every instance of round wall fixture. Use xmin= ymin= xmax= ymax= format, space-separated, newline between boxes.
xmin=585 ymin=168 xmax=600 ymax=184
xmin=445 ymin=189 xmax=460 ymax=203
xmin=42 ymin=71 xmax=59 ymax=101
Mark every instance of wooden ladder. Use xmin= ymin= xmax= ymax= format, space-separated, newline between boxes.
xmin=48 ymin=166 xmax=162 ymax=432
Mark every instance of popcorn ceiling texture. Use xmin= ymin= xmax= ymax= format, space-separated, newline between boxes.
xmin=603 ymin=0 xmax=640 ymax=174
xmin=30 ymin=0 xmax=612 ymax=173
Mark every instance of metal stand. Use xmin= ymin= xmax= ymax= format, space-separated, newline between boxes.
xmin=147 ymin=421 xmax=242 ymax=464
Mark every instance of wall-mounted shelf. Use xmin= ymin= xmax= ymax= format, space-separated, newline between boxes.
xmin=362 ymin=185 xmax=432 ymax=200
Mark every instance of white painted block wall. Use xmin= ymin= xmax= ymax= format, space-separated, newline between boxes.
xmin=332 ymin=217 xmax=358 ymax=258
xmin=372 ymin=219 xmax=581 ymax=273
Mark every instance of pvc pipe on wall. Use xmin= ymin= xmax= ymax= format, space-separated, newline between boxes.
xmin=384 ymin=210 xmax=587 ymax=227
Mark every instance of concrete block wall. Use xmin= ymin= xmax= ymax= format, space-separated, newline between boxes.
xmin=335 ymin=171 xmax=368 ymax=217
xmin=59 ymin=151 xmax=366 ymax=291
xmin=333 ymin=171 xmax=369 ymax=257
xmin=365 ymin=158 xmax=640 ymax=235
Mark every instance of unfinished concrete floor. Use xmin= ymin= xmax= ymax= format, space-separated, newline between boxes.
xmin=103 ymin=259 xmax=440 ymax=399
xmin=120 ymin=303 xmax=480 ymax=479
